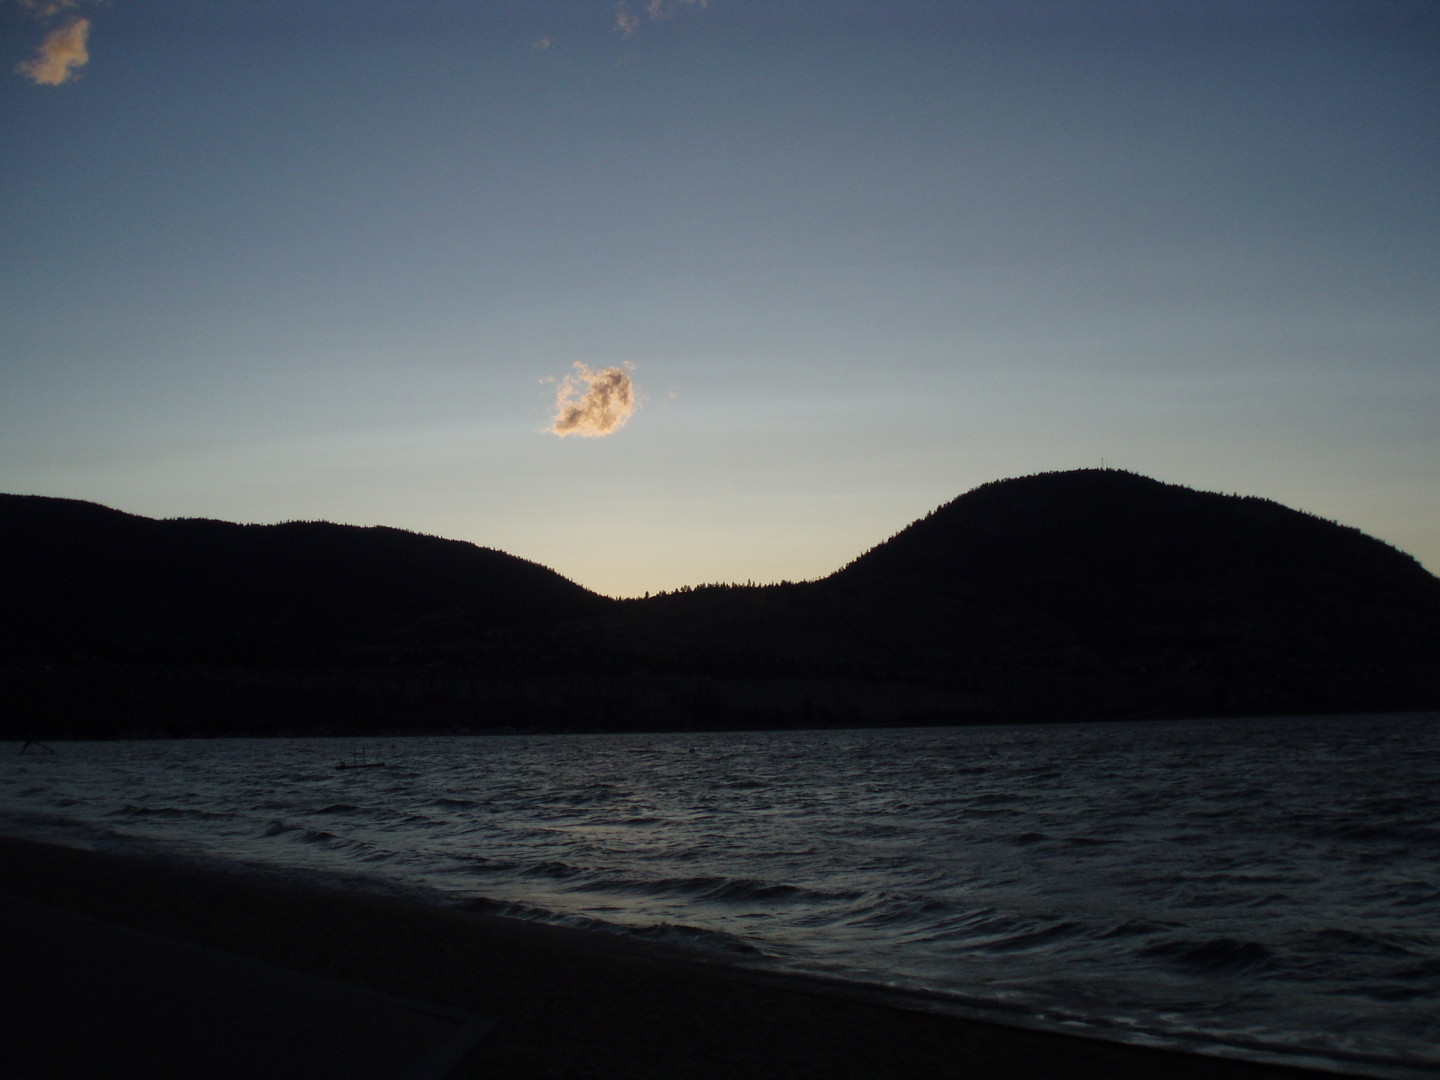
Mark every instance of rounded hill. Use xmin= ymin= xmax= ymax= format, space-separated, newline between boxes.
xmin=834 ymin=468 xmax=1439 ymax=624
xmin=0 ymin=494 xmax=609 ymax=664
xmin=811 ymin=470 xmax=1440 ymax=713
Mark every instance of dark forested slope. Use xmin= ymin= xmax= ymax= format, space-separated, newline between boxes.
xmin=0 ymin=495 xmax=608 ymax=665
xmin=596 ymin=471 xmax=1440 ymax=720
xmin=4 ymin=472 xmax=1438 ymax=736
xmin=826 ymin=469 xmax=1440 ymax=669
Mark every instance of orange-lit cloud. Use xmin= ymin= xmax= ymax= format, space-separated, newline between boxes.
xmin=550 ymin=363 xmax=637 ymax=438
xmin=532 ymin=35 xmax=551 ymax=50
xmin=16 ymin=16 xmax=89 ymax=85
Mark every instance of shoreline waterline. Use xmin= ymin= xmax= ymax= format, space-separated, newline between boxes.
xmin=0 ymin=833 xmax=1364 ymax=1080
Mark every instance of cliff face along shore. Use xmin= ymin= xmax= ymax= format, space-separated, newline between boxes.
xmin=0 ymin=836 xmax=1346 ymax=1080
xmin=5 ymin=470 xmax=1438 ymax=737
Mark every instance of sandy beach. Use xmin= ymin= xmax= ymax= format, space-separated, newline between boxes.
xmin=0 ymin=834 xmax=1361 ymax=1080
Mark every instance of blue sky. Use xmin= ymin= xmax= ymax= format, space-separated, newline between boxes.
xmin=3 ymin=0 xmax=1436 ymax=596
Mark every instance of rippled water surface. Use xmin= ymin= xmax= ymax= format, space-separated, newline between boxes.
xmin=4 ymin=715 xmax=1438 ymax=1076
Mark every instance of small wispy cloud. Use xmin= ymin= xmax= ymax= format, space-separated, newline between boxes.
xmin=615 ymin=0 xmax=706 ymax=38
xmin=532 ymin=35 xmax=551 ymax=50
xmin=16 ymin=16 xmax=89 ymax=85
xmin=549 ymin=363 xmax=638 ymax=438
xmin=615 ymin=4 xmax=640 ymax=37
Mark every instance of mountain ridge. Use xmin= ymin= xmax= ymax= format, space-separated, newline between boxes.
xmin=3 ymin=471 xmax=1437 ymax=736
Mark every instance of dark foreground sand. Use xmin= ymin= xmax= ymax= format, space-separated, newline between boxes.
xmin=0 ymin=836 xmax=1353 ymax=1080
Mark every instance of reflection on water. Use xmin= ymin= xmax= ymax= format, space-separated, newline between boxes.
xmin=3 ymin=714 xmax=1438 ymax=1077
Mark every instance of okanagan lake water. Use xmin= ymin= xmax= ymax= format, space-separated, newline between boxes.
xmin=3 ymin=714 xmax=1438 ymax=1077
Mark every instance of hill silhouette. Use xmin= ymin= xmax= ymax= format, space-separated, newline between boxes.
xmin=3 ymin=472 xmax=1438 ymax=737
xmin=591 ymin=471 xmax=1440 ymax=721
xmin=826 ymin=469 xmax=1440 ymax=674
xmin=0 ymin=495 xmax=607 ymax=666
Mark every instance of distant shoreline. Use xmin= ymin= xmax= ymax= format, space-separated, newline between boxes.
xmin=8 ymin=708 xmax=1438 ymax=743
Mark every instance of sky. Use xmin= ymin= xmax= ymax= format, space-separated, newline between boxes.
xmin=2 ymin=0 xmax=1437 ymax=597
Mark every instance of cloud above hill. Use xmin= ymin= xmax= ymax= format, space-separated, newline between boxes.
xmin=549 ymin=363 xmax=637 ymax=438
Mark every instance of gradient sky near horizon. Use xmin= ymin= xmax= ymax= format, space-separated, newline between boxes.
xmin=3 ymin=0 xmax=1437 ymax=597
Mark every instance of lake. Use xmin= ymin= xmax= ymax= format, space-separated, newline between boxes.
xmin=3 ymin=713 xmax=1437 ymax=1078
